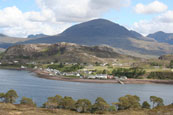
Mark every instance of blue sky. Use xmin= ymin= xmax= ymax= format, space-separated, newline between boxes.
xmin=0 ymin=0 xmax=173 ymax=37
xmin=103 ymin=0 xmax=173 ymax=26
xmin=0 ymin=0 xmax=39 ymax=12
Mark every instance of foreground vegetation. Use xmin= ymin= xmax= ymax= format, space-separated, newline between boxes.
xmin=0 ymin=89 xmax=173 ymax=115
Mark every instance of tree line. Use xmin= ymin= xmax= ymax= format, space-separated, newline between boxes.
xmin=112 ymin=67 xmax=146 ymax=78
xmin=148 ymin=72 xmax=173 ymax=80
xmin=47 ymin=63 xmax=84 ymax=72
xmin=0 ymin=89 xmax=166 ymax=114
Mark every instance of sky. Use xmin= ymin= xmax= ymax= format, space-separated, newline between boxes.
xmin=0 ymin=0 xmax=173 ymax=37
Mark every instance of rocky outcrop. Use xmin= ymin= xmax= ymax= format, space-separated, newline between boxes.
xmin=1 ymin=42 xmax=136 ymax=64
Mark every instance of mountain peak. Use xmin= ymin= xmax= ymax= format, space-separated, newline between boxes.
xmin=147 ymin=31 xmax=173 ymax=44
xmin=154 ymin=31 xmax=166 ymax=34
xmin=84 ymin=18 xmax=115 ymax=23
xmin=61 ymin=18 xmax=135 ymax=38
xmin=157 ymin=31 xmax=165 ymax=33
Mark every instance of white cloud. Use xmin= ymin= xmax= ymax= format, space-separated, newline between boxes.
xmin=36 ymin=0 xmax=131 ymax=22
xmin=132 ymin=10 xmax=173 ymax=35
xmin=0 ymin=0 xmax=130 ymax=37
xmin=134 ymin=1 xmax=167 ymax=14
xmin=157 ymin=11 xmax=173 ymax=23
xmin=0 ymin=6 xmax=72 ymax=37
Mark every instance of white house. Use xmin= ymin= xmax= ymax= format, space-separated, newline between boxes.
xmin=21 ymin=66 xmax=26 ymax=69
xmin=76 ymin=73 xmax=80 ymax=77
xmin=120 ymin=76 xmax=127 ymax=80
xmin=88 ymin=75 xmax=96 ymax=79
xmin=13 ymin=61 xmax=19 ymax=63
xmin=96 ymin=74 xmax=107 ymax=79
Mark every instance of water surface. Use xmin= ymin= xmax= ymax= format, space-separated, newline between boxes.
xmin=0 ymin=69 xmax=173 ymax=106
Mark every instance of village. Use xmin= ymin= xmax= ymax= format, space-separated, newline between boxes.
xmin=0 ymin=60 xmax=130 ymax=81
xmin=38 ymin=67 xmax=128 ymax=82
xmin=1 ymin=59 xmax=173 ymax=84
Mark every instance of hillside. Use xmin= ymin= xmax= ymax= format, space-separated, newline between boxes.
xmin=1 ymin=42 xmax=137 ymax=64
xmin=17 ymin=19 xmax=173 ymax=57
xmin=147 ymin=31 xmax=173 ymax=44
xmin=0 ymin=34 xmax=28 ymax=49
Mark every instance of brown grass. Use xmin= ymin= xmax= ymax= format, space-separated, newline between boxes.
xmin=1 ymin=103 xmax=173 ymax=115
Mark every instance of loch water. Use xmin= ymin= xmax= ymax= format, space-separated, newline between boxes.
xmin=0 ymin=69 xmax=173 ymax=106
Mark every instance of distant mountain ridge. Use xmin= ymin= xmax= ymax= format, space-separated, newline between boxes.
xmin=27 ymin=34 xmax=49 ymax=39
xmin=0 ymin=33 xmax=48 ymax=49
xmin=1 ymin=19 xmax=173 ymax=57
xmin=0 ymin=34 xmax=7 ymax=37
xmin=17 ymin=19 xmax=173 ymax=57
xmin=0 ymin=34 xmax=28 ymax=50
xmin=147 ymin=31 xmax=173 ymax=44
xmin=21 ymin=19 xmax=145 ymax=45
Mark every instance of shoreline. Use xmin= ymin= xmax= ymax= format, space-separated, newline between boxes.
xmin=34 ymin=69 xmax=173 ymax=85
xmin=1 ymin=67 xmax=173 ymax=84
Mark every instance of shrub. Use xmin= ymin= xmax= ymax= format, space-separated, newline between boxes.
xmin=114 ymin=95 xmax=141 ymax=110
xmin=150 ymin=96 xmax=164 ymax=108
xmin=20 ymin=97 xmax=36 ymax=107
xmin=142 ymin=101 xmax=150 ymax=109
xmin=0 ymin=93 xmax=5 ymax=102
xmin=75 ymin=99 xmax=92 ymax=113
xmin=59 ymin=96 xmax=76 ymax=110
xmin=169 ymin=60 xmax=173 ymax=68
xmin=92 ymin=97 xmax=110 ymax=113
xmin=4 ymin=89 xmax=18 ymax=104
xmin=43 ymin=95 xmax=62 ymax=109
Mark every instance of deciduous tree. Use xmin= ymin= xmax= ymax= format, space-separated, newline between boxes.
xmin=4 ymin=89 xmax=18 ymax=103
xmin=43 ymin=95 xmax=62 ymax=108
xmin=92 ymin=97 xmax=110 ymax=113
xmin=0 ymin=93 xmax=5 ymax=102
xmin=20 ymin=97 xmax=36 ymax=107
xmin=75 ymin=99 xmax=92 ymax=113
xmin=60 ymin=96 xmax=76 ymax=110
xmin=114 ymin=95 xmax=141 ymax=110
xmin=150 ymin=96 xmax=164 ymax=108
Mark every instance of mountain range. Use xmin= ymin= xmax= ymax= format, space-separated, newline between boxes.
xmin=1 ymin=19 xmax=173 ymax=57
xmin=147 ymin=31 xmax=173 ymax=44
xmin=27 ymin=34 xmax=49 ymax=39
